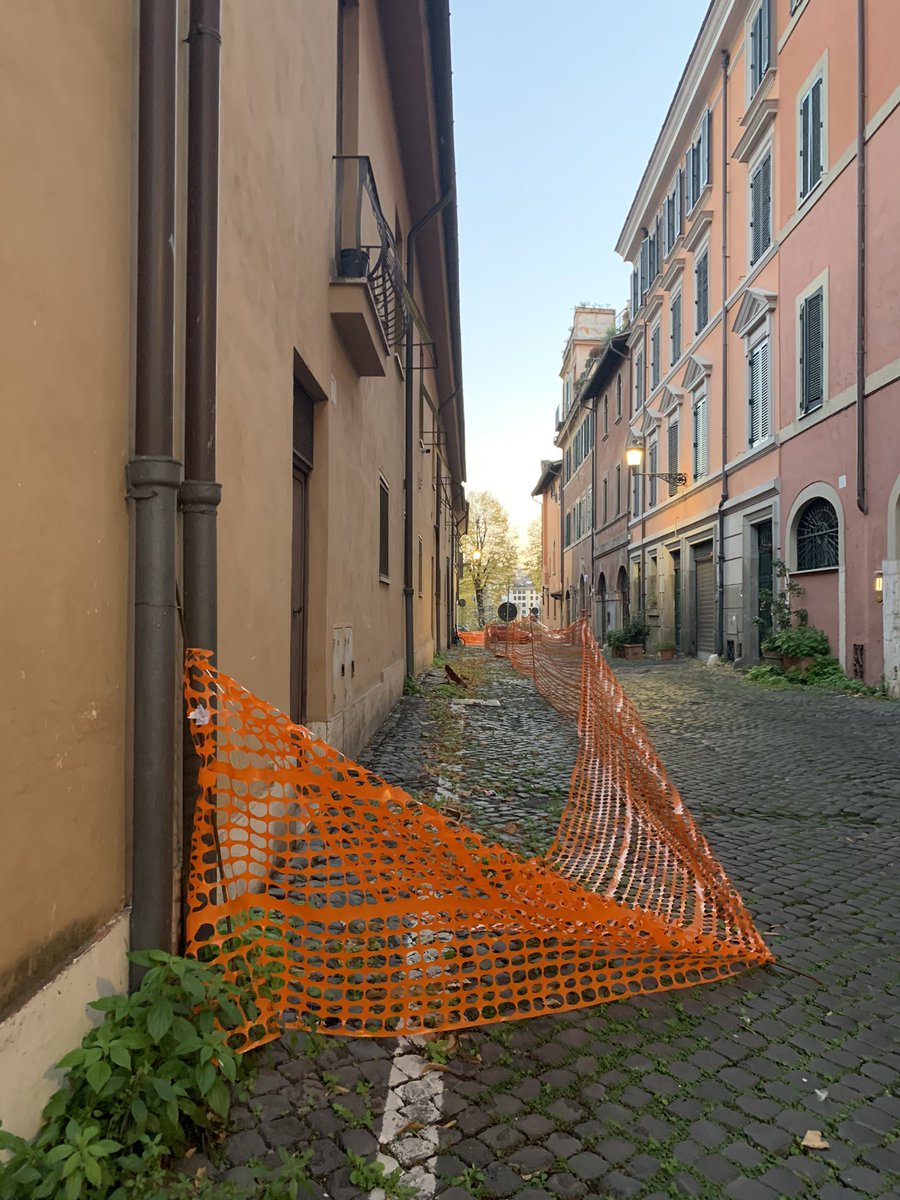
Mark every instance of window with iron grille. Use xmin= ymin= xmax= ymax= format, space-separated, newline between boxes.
xmin=667 ymin=416 xmax=679 ymax=496
xmin=800 ymin=287 xmax=825 ymax=414
xmin=748 ymin=334 xmax=771 ymax=446
xmin=749 ymin=0 xmax=771 ymax=99
xmin=796 ymin=497 xmax=839 ymax=570
xmin=695 ymin=249 xmax=709 ymax=332
xmin=750 ymin=151 xmax=772 ymax=265
xmin=379 ymin=477 xmax=390 ymax=579
xmin=670 ymin=292 xmax=682 ymax=365
xmin=799 ymin=76 xmax=824 ymax=200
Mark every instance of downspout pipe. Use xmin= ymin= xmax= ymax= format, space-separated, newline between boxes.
xmin=127 ymin=1 xmax=181 ymax=985
xmin=716 ymin=49 xmax=730 ymax=658
xmin=181 ymin=0 xmax=222 ymax=928
xmin=856 ymin=0 xmax=868 ymax=515
xmin=404 ymin=186 xmax=455 ymax=679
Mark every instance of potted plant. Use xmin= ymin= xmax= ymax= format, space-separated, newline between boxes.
xmin=607 ymin=627 xmax=629 ymax=658
xmin=777 ymin=624 xmax=830 ymax=672
xmin=622 ymin=613 xmax=650 ymax=659
xmin=756 ymin=560 xmax=805 ymax=664
xmin=658 ymin=642 xmax=676 ymax=662
xmin=760 ymin=636 xmax=782 ymax=665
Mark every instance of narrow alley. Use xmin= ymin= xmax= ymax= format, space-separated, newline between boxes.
xmin=206 ymin=650 xmax=899 ymax=1200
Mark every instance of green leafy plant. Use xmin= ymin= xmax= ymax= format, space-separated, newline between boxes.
xmin=421 ymin=1037 xmax=453 ymax=1064
xmin=403 ymin=676 xmax=424 ymax=696
xmin=347 ymin=1153 xmax=416 ymax=1199
xmin=332 ymin=1101 xmax=373 ymax=1130
xmin=0 ymin=951 xmax=251 ymax=1199
xmin=775 ymin=624 xmax=830 ymax=658
xmin=606 ymin=627 xmax=629 ymax=650
xmin=624 ymin=612 xmax=651 ymax=646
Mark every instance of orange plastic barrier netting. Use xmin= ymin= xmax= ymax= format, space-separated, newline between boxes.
xmin=457 ymin=630 xmax=484 ymax=646
xmin=184 ymin=631 xmax=771 ymax=1048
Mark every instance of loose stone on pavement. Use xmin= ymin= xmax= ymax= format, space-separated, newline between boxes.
xmin=211 ymin=648 xmax=899 ymax=1199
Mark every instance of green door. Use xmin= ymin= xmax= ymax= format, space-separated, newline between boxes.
xmin=756 ymin=519 xmax=774 ymax=656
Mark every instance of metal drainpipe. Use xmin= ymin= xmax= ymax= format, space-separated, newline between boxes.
xmin=856 ymin=0 xmax=868 ymax=515
xmin=180 ymin=0 xmax=222 ymax=930
xmin=127 ymin=1 xmax=181 ymax=985
xmin=404 ymin=186 xmax=454 ymax=678
xmin=716 ymin=48 xmax=730 ymax=658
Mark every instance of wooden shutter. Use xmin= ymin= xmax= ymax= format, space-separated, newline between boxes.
xmin=693 ymin=395 xmax=708 ymax=477
xmin=652 ymin=326 xmax=660 ymax=388
xmin=802 ymin=290 xmax=824 ymax=412
xmin=696 ymin=254 xmax=708 ymax=331
xmin=668 ymin=418 xmax=679 ymax=496
xmin=758 ymin=338 xmax=771 ymax=440
xmin=811 ymin=78 xmax=823 ymax=188
xmin=649 ymin=440 xmax=658 ymax=507
xmin=632 ymin=268 xmax=639 ymax=316
xmin=750 ymin=163 xmax=761 ymax=264
xmin=702 ymin=110 xmax=712 ymax=188
xmin=800 ymin=92 xmax=811 ymax=197
xmin=677 ymin=167 xmax=684 ymax=233
xmin=671 ymin=293 xmax=681 ymax=364
xmin=761 ymin=154 xmax=772 ymax=255
xmin=749 ymin=343 xmax=761 ymax=445
xmin=760 ymin=0 xmax=771 ymax=76
xmin=686 ymin=145 xmax=695 ymax=210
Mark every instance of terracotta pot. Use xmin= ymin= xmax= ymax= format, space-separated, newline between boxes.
xmin=658 ymin=648 xmax=676 ymax=661
xmin=782 ymin=654 xmax=815 ymax=672
xmin=623 ymin=644 xmax=644 ymax=660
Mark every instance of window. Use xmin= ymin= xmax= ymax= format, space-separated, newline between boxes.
xmin=663 ymin=171 xmax=684 ymax=257
xmin=695 ymin=248 xmax=709 ymax=332
xmin=799 ymin=77 xmax=824 ymax=201
xmin=417 ymin=535 xmax=423 ymax=595
xmin=379 ymin=476 xmax=390 ymax=579
xmin=648 ymin=555 xmax=658 ymax=609
xmin=635 ymin=351 xmax=645 ymax=411
xmin=796 ymin=497 xmax=839 ymax=570
xmin=749 ymin=0 xmax=771 ymax=99
xmin=616 ymin=374 xmax=623 ymax=420
xmin=603 ymin=394 xmax=609 ymax=437
xmin=748 ymin=334 xmax=771 ymax=446
xmin=800 ymin=287 xmax=825 ymax=413
xmin=686 ymin=110 xmax=712 ymax=212
xmin=565 ymin=510 xmax=572 ymax=547
xmin=632 ymin=468 xmax=642 ymax=517
xmin=750 ymin=151 xmax=772 ymax=265
xmin=631 ymin=267 xmax=640 ymax=317
xmin=692 ymin=389 xmax=708 ymax=479
xmin=670 ymin=291 xmax=682 ymax=365
xmin=651 ymin=323 xmax=661 ymax=390
xmin=667 ymin=416 xmax=679 ymax=496
xmin=602 ymin=476 xmax=608 ymax=525
xmin=565 ymin=448 xmax=572 ymax=481
xmin=648 ymin=435 xmax=659 ymax=508
xmin=615 ymin=465 xmax=621 ymax=515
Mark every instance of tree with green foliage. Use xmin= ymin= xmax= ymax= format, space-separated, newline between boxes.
xmin=460 ymin=491 xmax=518 ymax=628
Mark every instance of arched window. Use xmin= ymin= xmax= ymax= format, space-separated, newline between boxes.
xmin=597 ymin=571 xmax=607 ymax=597
xmin=796 ymin=497 xmax=839 ymax=570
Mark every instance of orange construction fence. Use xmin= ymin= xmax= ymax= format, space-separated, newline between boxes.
xmin=457 ymin=630 xmax=484 ymax=647
xmin=184 ymin=623 xmax=770 ymax=1048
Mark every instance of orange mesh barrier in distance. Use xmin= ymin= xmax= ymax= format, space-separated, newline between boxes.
xmin=184 ymin=633 xmax=770 ymax=1049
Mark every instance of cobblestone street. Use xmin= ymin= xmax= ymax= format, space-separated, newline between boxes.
xmin=217 ymin=650 xmax=899 ymax=1200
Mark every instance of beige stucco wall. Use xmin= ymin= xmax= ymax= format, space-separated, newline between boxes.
xmin=0 ymin=0 xmax=131 ymax=1015
xmin=215 ymin=0 xmax=454 ymax=757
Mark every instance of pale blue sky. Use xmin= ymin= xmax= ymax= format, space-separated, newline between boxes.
xmin=450 ymin=0 xmax=711 ymax=541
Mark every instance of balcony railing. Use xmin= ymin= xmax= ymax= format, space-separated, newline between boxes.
xmin=334 ymin=155 xmax=408 ymax=347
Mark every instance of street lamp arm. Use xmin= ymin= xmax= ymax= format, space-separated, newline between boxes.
xmin=633 ymin=471 xmax=688 ymax=487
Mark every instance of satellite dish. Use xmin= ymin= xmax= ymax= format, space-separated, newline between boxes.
xmin=497 ymin=601 xmax=518 ymax=623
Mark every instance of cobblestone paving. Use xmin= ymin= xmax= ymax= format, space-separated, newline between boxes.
xmin=208 ymin=652 xmax=899 ymax=1199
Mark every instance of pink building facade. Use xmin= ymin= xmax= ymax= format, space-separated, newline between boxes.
xmin=615 ymin=0 xmax=900 ymax=687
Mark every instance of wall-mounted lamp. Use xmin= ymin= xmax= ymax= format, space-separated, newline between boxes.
xmin=624 ymin=434 xmax=686 ymax=486
xmin=875 ymin=570 xmax=883 ymax=603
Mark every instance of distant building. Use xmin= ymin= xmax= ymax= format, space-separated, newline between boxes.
xmin=532 ymin=460 xmax=563 ymax=626
xmin=555 ymin=306 xmax=617 ymax=623
xmin=501 ymin=571 xmax=543 ymax=620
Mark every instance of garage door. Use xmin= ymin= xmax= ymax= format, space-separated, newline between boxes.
xmin=694 ymin=544 xmax=715 ymax=657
